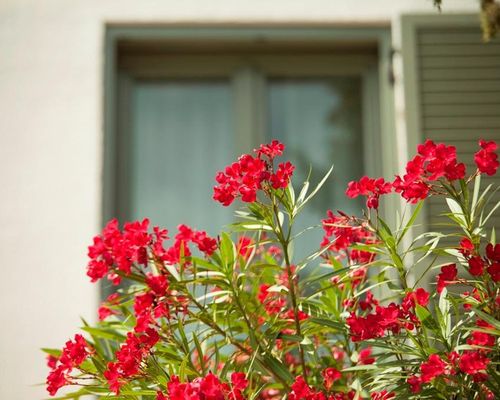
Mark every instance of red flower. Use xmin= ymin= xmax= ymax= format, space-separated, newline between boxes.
xmin=321 ymin=210 xmax=377 ymax=263
xmin=213 ymin=141 xmax=293 ymax=206
xmin=407 ymin=375 xmax=422 ymax=394
xmin=436 ymin=264 xmax=457 ymax=293
xmin=459 ymin=237 xmax=475 ymax=256
xmin=459 ymin=351 xmax=490 ymax=375
xmin=59 ymin=334 xmax=92 ymax=369
xmin=46 ymin=366 xmax=67 ymax=396
xmin=231 ymin=372 xmax=248 ymax=391
xmin=486 ymin=243 xmax=500 ymax=262
xmin=468 ymin=256 xmax=485 ymax=276
xmin=487 ymin=262 xmax=500 ymax=282
xmin=236 ymin=236 xmax=253 ymax=260
xmin=394 ymin=140 xmax=466 ymax=203
xmin=474 ymin=140 xmax=499 ymax=176
xmin=371 ymin=391 xmax=395 ymax=400
xmin=146 ymin=273 xmax=169 ymax=297
xmin=359 ymin=290 xmax=379 ymax=311
xmin=45 ymin=334 xmax=92 ymax=395
xmin=255 ymin=139 xmax=284 ymax=159
xmin=358 ymin=347 xmax=375 ymax=365
xmin=402 ymin=288 xmax=430 ymax=311
xmin=420 ymin=354 xmax=446 ymax=383
xmin=289 ymin=376 xmax=311 ymax=400
xmin=270 ymin=161 xmax=295 ymax=189
xmin=104 ymin=328 xmax=160 ymax=394
xmin=46 ymin=355 xmax=59 ymax=369
xmin=346 ymin=176 xmax=392 ymax=209
xmin=322 ymin=367 xmax=342 ymax=390
xmin=467 ymin=330 xmax=495 ymax=347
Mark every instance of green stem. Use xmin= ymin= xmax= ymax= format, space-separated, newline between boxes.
xmin=271 ymin=197 xmax=308 ymax=384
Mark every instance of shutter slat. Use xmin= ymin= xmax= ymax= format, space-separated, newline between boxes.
xmin=421 ymin=68 xmax=500 ymax=81
xmin=424 ymin=116 xmax=500 ymax=129
xmin=423 ymin=129 xmax=500 ymax=139
xmin=419 ymin=32 xmax=487 ymax=44
xmin=421 ymin=56 xmax=500 ymax=68
xmin=423 ymin=92 xmax=500 ymax=104
xmin=423 ymin=104 xmax=500 ymax=117
xmin=422 ymin=81 xmax=500 ymax=92
xmin=420 ymin=44 xmax=500 ymax=56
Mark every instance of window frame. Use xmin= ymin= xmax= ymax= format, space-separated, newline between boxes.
xmin=104 ymin=25 xmax=395 ymax=225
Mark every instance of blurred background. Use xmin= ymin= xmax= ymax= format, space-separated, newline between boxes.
xmin=1 ymin=1 xmax=500 ymax=398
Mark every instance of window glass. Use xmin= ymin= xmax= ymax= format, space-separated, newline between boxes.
xmin=268 ymin=77 xmax=364 ymax=260
xmin=130 ymin=79 xmax=235 ymax=235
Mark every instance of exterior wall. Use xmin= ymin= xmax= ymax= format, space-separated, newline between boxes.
xmin=0 ymin=1 xmax=477 ymax=398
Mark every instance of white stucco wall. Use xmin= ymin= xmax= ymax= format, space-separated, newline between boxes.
xmin=0 ymin=1 xmax=477 ymax=398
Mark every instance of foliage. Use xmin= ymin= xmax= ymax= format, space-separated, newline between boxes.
xmin=433 ymin=0 xmax=500 ymax=41
xmin=43 ymin=139 xmax=500 ymax=399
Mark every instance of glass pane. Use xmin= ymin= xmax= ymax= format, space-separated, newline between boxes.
xmin=130 ymin=79 xmax=234 ymax=236
xmin=268 ymin=77 xmax=364 ymax=260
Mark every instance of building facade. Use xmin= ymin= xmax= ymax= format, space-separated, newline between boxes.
xmin=2 ymin=1 xmax=499 ymax=398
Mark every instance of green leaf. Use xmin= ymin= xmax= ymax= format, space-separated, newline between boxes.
xmin=415 ymin=304 xmax=438 ymax=332
xmin=81 ymin=326 xmax=125 ymax=342
xmin=308 ymin=317 xmax=346 ymax=332
xmin=445 ymin=197 xmax=466 ymax=227
xmin=41 ymin=348 xmax=62 ymax=357
xmin=294 ymin=165 xmax=333 ymax=216
xmin=397 ymin=201 xmax=424 ymax=245
xmin=258 ymin=354 xmax=294 ymax=385
xmin=471 ymin=173 xmax=481 ymax=218
xmin=471 ymin=308 xmax=500 ymax=333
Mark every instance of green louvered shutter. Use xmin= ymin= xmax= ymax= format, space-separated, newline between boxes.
xmin=403 ymin=15 xmax=500 ymax=242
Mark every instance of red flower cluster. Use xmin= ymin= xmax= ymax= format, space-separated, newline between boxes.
xmin=157 ymin=372 xmax=248 ymax=400
xmin=258 ymin=284 xmax=287 ymax=315
xmin=407 ymin=350 xmax=492 ymax=393
xmin=393 ymin=140 xmax=466 ymax=203
xmin=289 ymin=376 xmax=341 ymax=400
xmin=87 ymin=219 xmax=217 ymax=284
xmin=346 ymin=304 xmax=404 ymax=342
xmin=289 ymin=375 xmax=392 ymax=400
xmin=457 ymin=241 xmax=500 ymax=282
xmin=258 ymin=267 xmax=309 ymax=326
xmin=213 ymin=140 xmax=295 ymax=206
xmin=345 ymin=176 xmax=392 ymax=209
xmin=436 ymin=264 xmax=457 ymax=294
xmin=98 ymin=292 xmax=120 ymax=321
xmin=321 ymin=211 xmax=376 ymax=265
xmin=104 ymin=328 xmax=160 ymax=393
xmin=347 ymin=288 xmax=429 ymax=342
xmin=474 ymin=140 xmax=499 ymax=176
xmin=467 ymin=320 xmax=495 ymax=348
xmin=46 ymin=334 xmax=92 ymax=395
xmin=370 ymin=392 xmax=395 ymax=400
xmin=322 ymin=368 xmax=342 ymax=390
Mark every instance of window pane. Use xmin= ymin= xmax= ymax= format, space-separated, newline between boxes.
xmin=268 ymin=77 xmax=364 ymax=260
xmin=130 ymin=79 xmax=234 ymax=235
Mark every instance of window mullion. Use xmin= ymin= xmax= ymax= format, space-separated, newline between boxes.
xmin=232 ymin=66 xmax=267 ymax=153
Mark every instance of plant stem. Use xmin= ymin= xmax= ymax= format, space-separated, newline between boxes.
xmin=271 ymin=198 xmax=308 ymax=384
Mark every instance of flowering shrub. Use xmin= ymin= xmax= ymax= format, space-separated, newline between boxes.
xmin=44 ymin=139 xmax=500 ymax=399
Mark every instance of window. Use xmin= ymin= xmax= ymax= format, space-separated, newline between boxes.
xmin=104 ymin=27 xmax=394 ymax=264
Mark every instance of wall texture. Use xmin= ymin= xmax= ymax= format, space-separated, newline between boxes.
xmin=0 ymin=1 xmax=476 ymax=398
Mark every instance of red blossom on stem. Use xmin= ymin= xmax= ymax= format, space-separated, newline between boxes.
xmin=436 ymin=264 xmax=457 ymax=294
xmin=393 ymin=139 xmax=466 ymax=203
xmin=345 ymin=176 xmax=392 ymax=209
xmin=213 ymin=140 xmax=294 ymax=206
xmin=46 ymin=334 xmax=93 ymax=395
xmin=474 ymin=140 xmax=499 ymax=176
